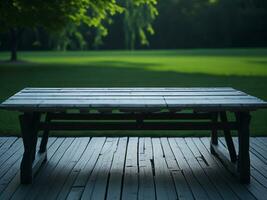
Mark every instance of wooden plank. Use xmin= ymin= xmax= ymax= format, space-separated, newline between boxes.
xmin=11 ymin=91 xmax=246 ymax=96
xmin=231 ymin=138 xmax=267 ymax=200
xmin=3 ymin=98 xmax=265 ymax=107
xmin=3 ymin=99 xmax=167 ymax=107
xmin=106 ymin=137 xmax=128 ymax=200
xmin=0 ymin=139 xmax=22 ymax=167
xmin=55 ymin=137 xmax=91 ymax=200
xmin=176 ymin=138 xmax=222 ymax=200
xmin=72 ymin=137 xmax=106 ymax=187
xmin=0 ymin=142 xmax=23 ymax=182
xmin=255 ymin=137 xmax=267 ymax=148
xmin=3 ymin=136 xmax=267 ymax=200
xmin=66 ymin=187 xmax=84 ymax=200
xmin=160 ymin=138 xmax=180 ymax=171
xmin=5 ymin=138 xmax=54 ymax=198
xmin=12 ymin=137 xmax=66 ymax=200
xmin=81 ymin=138 xmax=119 ymax=200
xmin=1 ymin=137 xmax=58 ymax=200
xmin=152 ymin=138 xmax=177 ymax=200
xmin=67 ymin=137 xmax=106 ymax=199
xmin=0 ymin=137 xmax=18 ymax=158
xmin=23 ymin=87 xmax=236 ymax=92
xmin=29 ymin=137 xmax=80 ymax=200
xmin=138 ymin=137 xmax=155 ymax=200
xmin=44 ymin=138 xmax=89 ymax=200
xmin=22 ymin=138 xmax=75 ymax=200
xmin=121 ymin=137 xmax=139 ymax=200
xmin=220 ymin=137 xmax=267 ymax=181
xmin=161 ymin=138 xmax=194 ymax=200
xmin=0 ymin=137 xmax=9 ymax=148
xmin=168 ymin=138 xmax=211 ymax=200
xmin=9 ymin=95 xmax=256 ymax=100
xmin=0 ymin=139 xmax=26 ymax=194
xmin=251 ymin=139 xmax=267 ymax=158
xmin=201 ymin=138 xmax=257 ymax=200
xmin=188 ymin=138 xmax=239 ymax=200
xmin=165 ymin=99 xmax=267 ymax=106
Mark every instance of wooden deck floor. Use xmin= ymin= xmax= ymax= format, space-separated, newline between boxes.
xmin=1 ymin=137 xmax=267 ymax=200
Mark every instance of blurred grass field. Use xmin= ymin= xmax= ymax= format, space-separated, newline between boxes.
xmin=0 ymin=48 xmax=267 ymax=136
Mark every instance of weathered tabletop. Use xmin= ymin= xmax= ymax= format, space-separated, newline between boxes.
xmin=1 ymin=87 xmax=267 ymax=111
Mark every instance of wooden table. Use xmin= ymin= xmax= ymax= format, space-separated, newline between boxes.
xmin=1 ymin=87 xmax=267 ymax=184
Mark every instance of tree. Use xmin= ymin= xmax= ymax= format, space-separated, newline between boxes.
xmin=0 ymin=0 xmax=158 ymax=61
xmin=121 ymin=0 xmax=158 ymax=50
xmin=0 ymin=0 xmax=123 ymax=61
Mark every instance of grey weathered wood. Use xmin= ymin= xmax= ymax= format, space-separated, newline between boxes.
xmin=9 ymin=95 xmax=258 ymax=100
xmin=121 ymin=137 xmax=139 ymax=200
xmin=255 ymin=137 xmax=267 ymax=149
xmin=81 ymin=138 xmax=118 ymax=200
xmin=12 ymin=138 xmax=64 ymax=199
xmin=66 ymin=187 xmax=84 ymax=200
xmin=161 ymin=138 xmax=194 ymax=200
xmin=22 ymin=87 xmax=237 ymax=91
xmin=187 ymin=138 xmax=238 ymax=200
xmin=73 ymin=137 xmax=106 ymax=187
xmin=45 ymin=138 xmax=88 ymax=200
xmin=0 ymin=139 xmax=22 ymax=166
xmin=229 ymin=138 xmax=267 ymax=200
xmin=0 ymin=137 xmax=9 ymax=148
xmin=106 ymin=137 xmax=128 ymax=200
xmin=56 ymin=137 xmax=90 ymax=200
xmin=220 ymin=138 xmax=267 ymax=190
xmin=1 ymin=137 xmax=267 ymax=199
xmin=192 ymin=138 xmax=239 ymax=200
xmin=24 ymin=138 xmax=74 ymax=200
xmin=1 ymin=87 xmax=266 ymax=111
xmin=31 ymin=137 xmax=80 ymax=200
xmin=169 ymin=138 xmax=210 ymax=200
xmin=0 ymin=142 xmax=23 ymax=182
xmin=9 ymin=91 xmax=247 ymax=97
xmin=152 ymin=138 xmax=177 ymax=200
xmin=0 ymin=137 xmax=57 ymax=200
xmin=201 ymin=138 xmax=256 ymax=200
xmin=176 ymin=138 xmax=223 ymax=200
xmin=138 ymin=137 xmax=155 ymax=200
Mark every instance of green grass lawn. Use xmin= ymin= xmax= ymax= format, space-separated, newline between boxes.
xmin=0 ymin=48 xmax=267 ymax=137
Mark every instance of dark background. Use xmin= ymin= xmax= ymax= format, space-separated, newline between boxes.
xmin=1 ymin=0 xmax=267 ymax=51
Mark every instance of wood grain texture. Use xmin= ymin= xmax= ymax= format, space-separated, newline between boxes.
xmin=1 ymin=137 xmax=267 ymax=200
xmin=1 ymin=87 xmax=266 ymax=111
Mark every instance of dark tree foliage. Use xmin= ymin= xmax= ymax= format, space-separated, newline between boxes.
xmin=0 ymin=0 xmax=267 ymax=52
xmin=0 ymin=0 xmax=123 ymax=60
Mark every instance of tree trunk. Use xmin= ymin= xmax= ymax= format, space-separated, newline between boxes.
xmin=10 ymin=28 xmax=18 ymax=62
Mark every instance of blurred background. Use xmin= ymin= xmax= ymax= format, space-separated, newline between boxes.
xmin=1 ymin=0 xmax=267 ymax=51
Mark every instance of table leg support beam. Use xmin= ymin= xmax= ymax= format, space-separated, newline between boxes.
xmin=39 ymin=113 xmax=51 ymax=154
xmin=210 ymin=111 xmax=251 ymax=184
xmin=220 ymin=111 xmax=237 ymax=162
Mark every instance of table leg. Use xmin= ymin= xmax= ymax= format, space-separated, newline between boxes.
xmin=210 ymin=112 xmax=218 ymax=154
xmin=39 ymin=113 xmax=50 ymax=154
xmin=235 ymin=111 xmax=251 ymax=184
xmin=19 ymin=112 xmax=40 ymax=184
xmin=220 ymin=111 xmax=237 ymax=162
